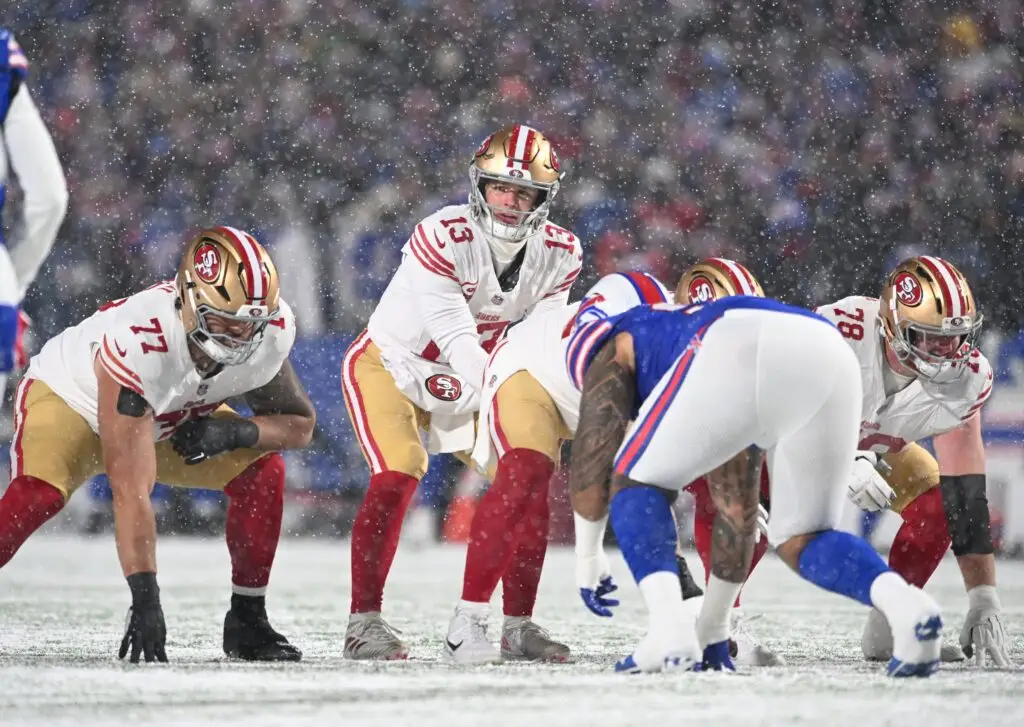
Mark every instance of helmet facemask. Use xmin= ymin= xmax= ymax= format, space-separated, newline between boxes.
xmin=469 ymin=167 xmax=558 ymax=244
xmin=886 ymin=299 xmax=982 ymax=383
xmin=183 ymin=272 xmax=274 ymax=366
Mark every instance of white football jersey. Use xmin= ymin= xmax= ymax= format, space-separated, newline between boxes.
xmin=367 ymin=203 xmax=582 ymax=396
xmin=471 ymin=271 xmax=670 ymax=471
xmin=27 ymin=282 xmax=296 ymax=441
xmin=816 ymin=295 xmax=993 ymax=454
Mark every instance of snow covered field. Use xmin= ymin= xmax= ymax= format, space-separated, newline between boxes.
xmin=2 ymin=536 xmax=1023 ymax=726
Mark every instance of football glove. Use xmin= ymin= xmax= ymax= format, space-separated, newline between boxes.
xmin=847 ymin=453 xmax=896 ymax=512
xmin=171 ymin=417 xmax=259 ymax=465
xmin=119 ymin=573 xmax=168 ymax=664
xmin=961 ymin=585 xmax=1012 ymax=668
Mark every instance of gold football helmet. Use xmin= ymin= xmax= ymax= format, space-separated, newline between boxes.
xmin=469 ymin=124 xmax=563 ymax=243
xmin=675 ymin=257 xmax=765 ymax=304
xmin=879 ymin=255 xmax=982 ymax=382
xmin=176 ymin=226 xmax=280 ymax=366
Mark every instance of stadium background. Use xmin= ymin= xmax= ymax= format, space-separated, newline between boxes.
xmin=3 ymin=0 xmax=1024 ymax=549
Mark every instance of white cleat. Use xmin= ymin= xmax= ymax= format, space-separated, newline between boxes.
xmin=445 ymin=604 xmax=502 ymax=665
xmin=501 ymin=617 xmax=571 ymax=663
xmin=615 ymin=628 xmax=701 ymax=674
xmin=343 ymin=612 xmax=409 ymax=661
xmin=862 ymin=607 xmax=963 ymax=663
xmin=731 ymin=609 xmax=783 ymax=667
xmin=885 ymin=588 xmax=943 ymax=677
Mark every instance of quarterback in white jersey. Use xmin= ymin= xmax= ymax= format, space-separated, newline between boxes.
xmin=442 ymin=270 xmax=671 ymax=665
xmin=341 ymin=124 xmax=582 ymax=660
xmin=0 ymin=29 xmax=69 ymax=400
xmin=0 ymin=227 xmax=315 ymax=664
xmin=814 ymin=256 xmax=1009 ymax=667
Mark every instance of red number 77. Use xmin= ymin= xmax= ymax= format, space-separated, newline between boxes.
xmin=129 ymin=318 xmax=169 ymax=354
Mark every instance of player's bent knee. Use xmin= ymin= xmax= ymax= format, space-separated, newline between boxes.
xmin=387 ymin=445 xmax=429 ymax=481
xmin=774 ymin=532 xmax=817 ymax=570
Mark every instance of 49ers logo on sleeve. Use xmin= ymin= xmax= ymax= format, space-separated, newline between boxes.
xmin=687 ymin=275 xmax=716 ymax=304
xmin=425 ymin=374 xmax=462 ymax=401
xmin=194 ymin=243 xmax=222 ymax=283
xmin=893 ymin=271 xmax=922 ymax=306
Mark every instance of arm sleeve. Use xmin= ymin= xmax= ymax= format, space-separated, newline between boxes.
xmin=3 ymin=86 xmax=69 ymax=299
xmin=406 ymin=257 xmax=488 ymax=389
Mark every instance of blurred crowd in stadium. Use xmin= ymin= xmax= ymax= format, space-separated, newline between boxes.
xmin=3 ymin=0 xmax=1024 ymax=540
xmin=6 ymin=0 xmax=1024 ymax=339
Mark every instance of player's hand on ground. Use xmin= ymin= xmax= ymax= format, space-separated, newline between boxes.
xmin=847 ymin=455 xmax=895 ymax=512
xmin=171 ymin=417 xmax=258 ymax=464
xmin=576 ymin=550 xmax=619 ymax=617
xmin=961 ymin=586 xmax=1012 ymax=668
xmin=120 ymin=572 xmax=168 ymax=664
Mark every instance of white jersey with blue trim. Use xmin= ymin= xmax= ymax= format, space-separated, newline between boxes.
xmin=470 ymin=271 xmax=670 ymax=471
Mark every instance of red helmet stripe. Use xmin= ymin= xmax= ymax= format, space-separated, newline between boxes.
xmin=505 ymin=125 xmax=522 ymax=170
xmin=707 ymin=258 xmax=752 ymax=295
xmin=216 ymin=226 xmax=267 ymax=301
xmin=919 ymin=256 xmax=963 ymax=317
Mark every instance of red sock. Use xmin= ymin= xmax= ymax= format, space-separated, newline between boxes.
xmin=689 ymin=477 xmax=767 ymax=607
xmin=502 ymin=478 xmax=551 ymax=618
xmin=350 ymin=470 xmax=418 ymax=613
xmin=888 ymin=487 xmax=951 ymax=588
xmin=224 ymin=454 xmax=285 ymax=591
xmin=461 ymin=449 xmax=553 ymax=606
xmin=0 ymin=476 xmax=65 ymax=568
xmin=691 ymin=478 xmax=714 ymax=582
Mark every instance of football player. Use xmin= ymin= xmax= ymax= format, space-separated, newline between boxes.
xmin=683 ymin=256 xmax=1010 ymax=668
xmin=0 ymin=29 xmax=69 ymax=398
xmin=819 ymin=257 xmax=1010 ymax=667
xmin=567 ymin=288 xmax=943 ymax=676
xmin=672 ymin=259 xmax=780 ymax=666
xmin=0 ymin=227 xmax=314 ymax=663
xmin=445 ymin=271 xmax=671 ymax=664
xmin=341 ymin=125 xmax=582 ymax=660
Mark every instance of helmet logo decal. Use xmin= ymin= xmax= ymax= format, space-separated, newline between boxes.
xmin=194 ymin=243 xmax=222 ymax=283
xmin=474 ymin=132 xmax=495 ymax=158
xmin=688 ymin=275 xmax=716 ymax=303
xmin=894 ymin=271 xmax=922 ymax=307
xmin=549 ymin=146 xmax=560 ymax=172
xmin=508 ymin=169 xmax=524 ymax=179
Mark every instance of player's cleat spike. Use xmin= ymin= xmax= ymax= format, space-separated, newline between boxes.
xmin=501 ymin=617 xmax=571 ymax=663
xmin=343 ymin=612 xmax=409 ymax=661
xmin=223 ymin=608 xmax=302 ymax=662
xmin=694 ymin=640 xmax=736 ymax=672
xmin=444 ymin=605 xmax=501 ymax=665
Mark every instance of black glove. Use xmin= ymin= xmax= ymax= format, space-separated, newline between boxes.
xmin=119 ymin=572 xmax=168 ymax=664
xmin=171 ymin=417 xmax=259 ymax=465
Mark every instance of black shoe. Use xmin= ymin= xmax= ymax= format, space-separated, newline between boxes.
xmin=223 ymin=604 xmax=302 ymax=662
xmin=677 ymin=553 xmax=704 ymax=600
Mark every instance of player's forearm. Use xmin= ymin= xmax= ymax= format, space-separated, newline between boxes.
xmin=956 ymin=553 xmax=997 ymax=591
xmin=250 ymin=413 xmax=315 ymax=450
xmin=447 ymin=333 xmax=487 ymax=390
xmin=112 ymin=492 xmax=159 ymax=577
xmin=106 ymin=449 xmax=159 ymax=577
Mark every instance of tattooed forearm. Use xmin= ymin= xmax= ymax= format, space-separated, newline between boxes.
xmin=569 ymin=337 xmax=636 ymax=521
xmin=706 ymin=445 xmax=763 ymax=583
